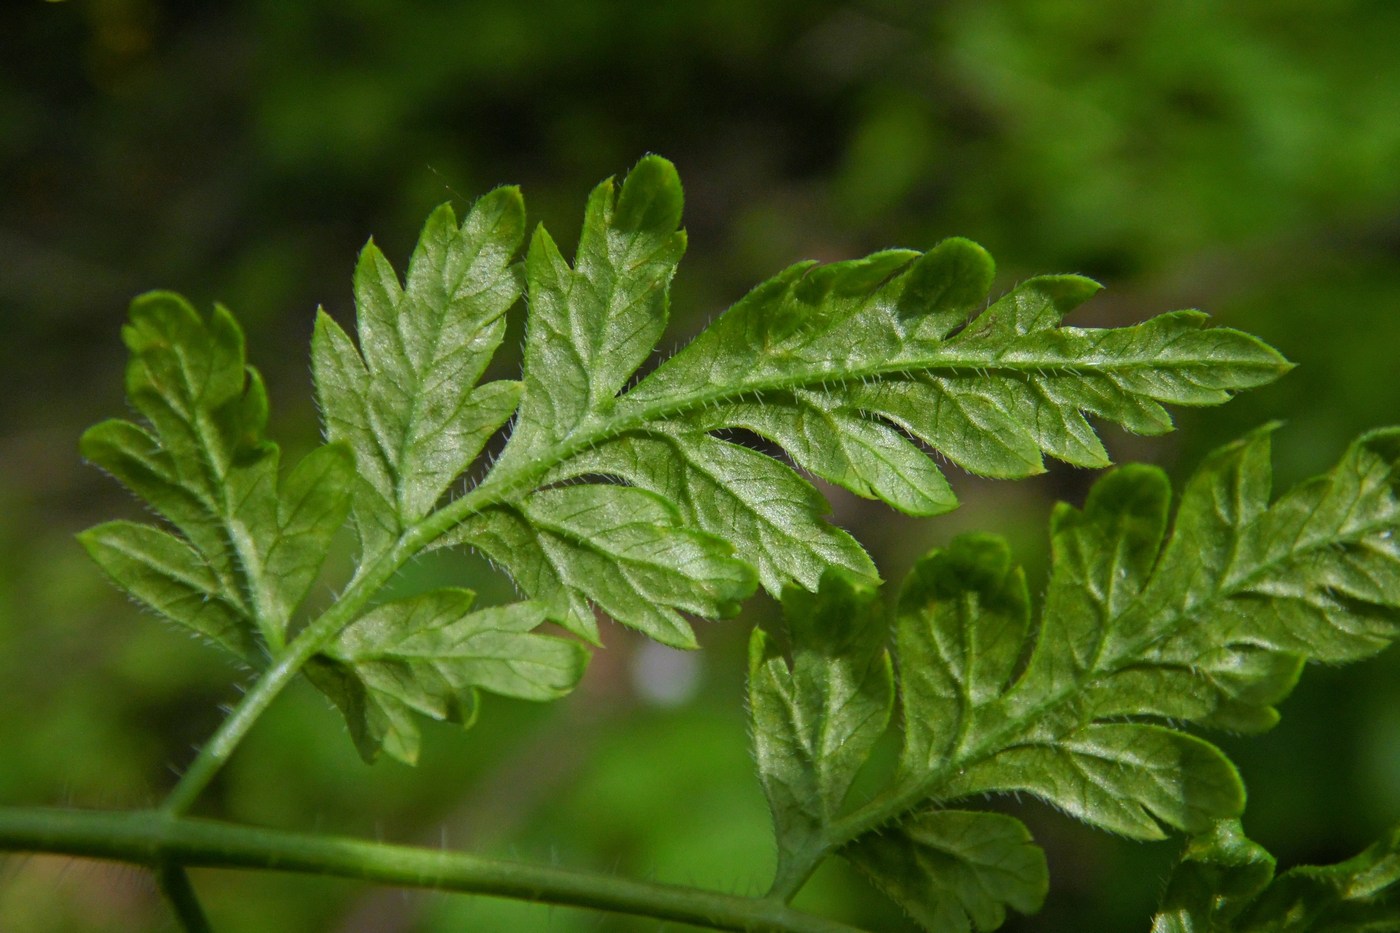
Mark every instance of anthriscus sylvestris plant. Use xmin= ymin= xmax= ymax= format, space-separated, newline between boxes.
xmin=4 ymin=156 xmax=1400 ymax=932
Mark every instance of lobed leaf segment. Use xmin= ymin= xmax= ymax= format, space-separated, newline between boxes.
xmin=750 ymin=427 xmax=1400 ymax=931
xmin=83 ymin=156 xmax=1287 ymax=767
xmin=1154 ymin=819 xmax=1400 ymax=932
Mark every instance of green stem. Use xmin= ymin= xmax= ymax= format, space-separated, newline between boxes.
xmin=156 ymin=863 xmax=212 ymax=933
xmin=160 ymin=536 xmax=419 ymax=815
xmin=0 ymin=807 xmax=863 ymax=933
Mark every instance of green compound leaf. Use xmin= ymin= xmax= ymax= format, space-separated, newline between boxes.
xmin=935 ymin=429 xmax=1400 ymax=841
xmin=306 ymin=590 xmax=587 ymax=765
xmin=844 ymin=810 xmax=1048 ymax=933
xmin=86 ymin=157 xmax=1293 ymax=766
xmin=81 ymin=293 xmax=352 ymax=659
xmin=541 ymin=233 xmax=1288 ymax=598
xmin=1153 ymin=820 xmax=1400 ymax=932
xmin=624 ymin=249 xmax=1286 ymax=480
xmin=353 ymin=154 xmax=1286 ymax=645
xmin=446 ymin=158 xmax=761 ymax=645
xmin=749 ymin=428 xmax=1400 ymax=930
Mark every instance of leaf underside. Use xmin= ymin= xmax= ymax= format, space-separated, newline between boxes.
xmin=305 ymin=590 xmax=586 ymax=765
xmin=80 ymin=294 xmax=353 ymax=663
xmin=86 ymin=156 xmax=1290 ymax=765
xmin=750 ymin=427 xmax=1400 ymax=931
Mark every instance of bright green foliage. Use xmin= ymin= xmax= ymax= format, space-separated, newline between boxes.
xmin=749 ymin=428 xmax=1400 ymax=930
xmin=79 ymin=293 xmax=354 ymax=661
xmin=498 ymin=155 xmax=686 ymax=461
xmin=83 ymin=156 xmax=1291 ymax=767
xmin=1153 ymin=820 xmax=1400 ymax=932
xmin=566 ymin=238 xmax=1287 ymax=595
xmin=306 ymin=591 xmax=586 ymax=764
xmin=311 ymin=187 xmax=527 ymax=561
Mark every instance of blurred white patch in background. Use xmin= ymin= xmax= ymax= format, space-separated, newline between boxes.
xmin=629 ymin=639 xmax=703 ymax=707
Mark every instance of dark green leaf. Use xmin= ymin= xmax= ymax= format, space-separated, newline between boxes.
xmin=753 ymin=428 xmax=1400 ymax=929
xmin=1152 ymin=820 xmax=1276 ymax=933
xmin=1238 ymin=825 xmax=1400 ymax=932
xmin=895 ymin=535 xmax=1030 ymax=781
xmin=948 ymin=722 xmax=1243 ymax=839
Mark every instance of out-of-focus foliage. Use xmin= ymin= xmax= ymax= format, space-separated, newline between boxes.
xmin=3 ymin=1 xmax=1399 ymax=930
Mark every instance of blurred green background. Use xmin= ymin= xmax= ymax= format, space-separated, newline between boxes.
xmin=3 ymin=1 xmax=1400 ymax=930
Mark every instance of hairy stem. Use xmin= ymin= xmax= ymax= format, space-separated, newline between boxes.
xmin=0 ymin=807 xmax=862 ymax=933
xmin=160 ymin=535 xmax=420 ymax=814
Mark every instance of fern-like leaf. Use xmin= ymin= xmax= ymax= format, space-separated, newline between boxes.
xmin=85 ymin=157 xmax=1291 ymax=766
xmin=750 ymin=427 xmax=1400 ymax=930
xmin=311 ymin=186 xmax=526 ymax=561
xmin=555 ymin=231 xmax=1288 ymax=597
xmin=80 ymin=293 xmax=352 ymax=660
